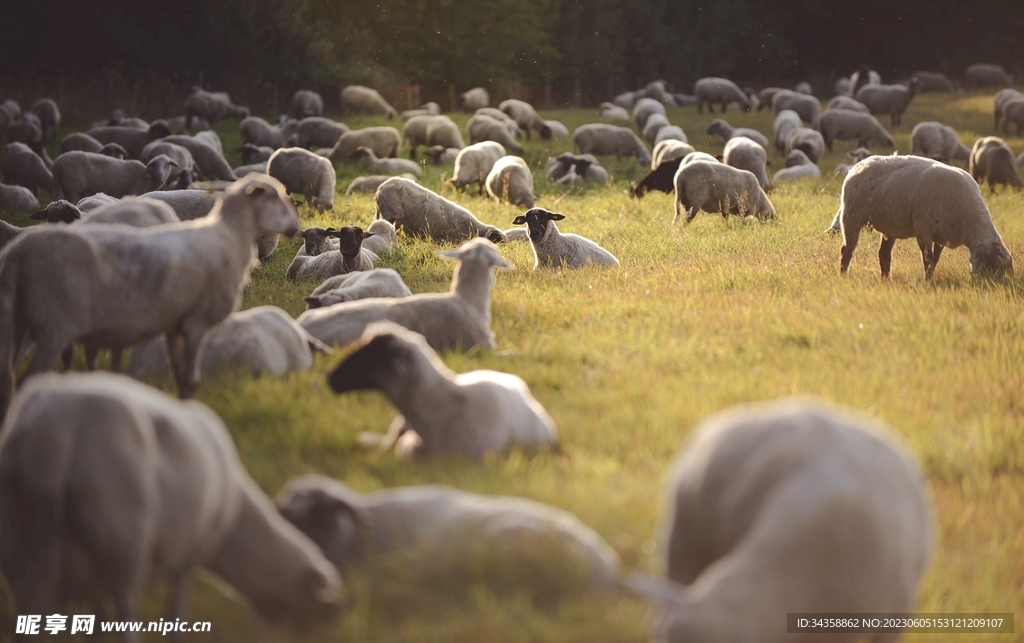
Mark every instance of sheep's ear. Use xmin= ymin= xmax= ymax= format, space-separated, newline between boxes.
xmin=437 ymin=247 xmax=464 ymax=261
xmin=291 ymin=198 xmax=304 ymax=207
xmin=325 ymin=227 xmax=339 ymax=236
xmin=549 ymin=213 xmax=566 ymax=221
xmin=304 ymin=296 xmax=322 ymax=308
xmin=621 ymin=571 xmax=689 ymax=607
xmin=362 ymin=231 xmax=375 ymax=240
xmin=245 ymin=184 xmax=268 ymax=196
xmin=29 ymin=208 xmax=50 ymax=221
xmin=512 ymin=215 xmax=527 ymax=225
xmin=307 ymin=335 xmax=332 ymax=353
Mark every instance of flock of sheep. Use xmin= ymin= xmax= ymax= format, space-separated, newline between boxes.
xmin=0 ymin=61 xmax=1018 ymax=641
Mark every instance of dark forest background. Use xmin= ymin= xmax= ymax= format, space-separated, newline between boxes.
xmin=2 ymin=0 xmax=1022 ymax=115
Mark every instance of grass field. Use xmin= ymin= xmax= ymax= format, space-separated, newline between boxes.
xmin=1 ymin=92 xmax=1023 ymax=642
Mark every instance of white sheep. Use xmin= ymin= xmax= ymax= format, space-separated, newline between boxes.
xmin=304 ymin=269 xmax=412 ymax=308
xmin=459 ymin=87 xmax=490 ymax=111
xmin=612 ymin=90 xmax=640 ymax=109
xmin=0 ymin=219 xmax=23 ymax=249
xmin=346 ymin=173 xmax=417 ymax=195
xmin=572 ymin=124 xmax=651 ymax=166
xmin=29 ymin=98 xmax=60 ymax=141
xmin=290 ymin=116 xmax=349 ymax=149
xmin=784 ymin=127 xmax=826 ymax=163
xmin=141 ymin=140 xmax=196 ymax=188
xmin=993 ymin=89 xmax=1023 ymax=131
xmin=86 ymin=120 xmax=172 ymax=158
xmin=723 ymin=136 xmax=771 ymax=190
xmin=449 ymin=141 xmax=507 ymax=193
xmin=545 ymin=152 xmax=609 ymax=185
xmin=426 ymin=116 xmax=465 ymax=150
xmin=651 ymin=140 xmax=695 ymax=169
xmin=705 ymin=119 xmax=769 ymax=148
xmin=0 ymin=174 xmax=300 ymax=414
xmin=544 ymin=120 xmax=570 ymax=137
xmin=0 ymin=372 xmax=342 ymax=636
xmin=291 ymin=89 xmax=324 ymax=118
xmin=2 ymin=142 xmax=52 ymax=196
xmin=297 ymin=237 xmax=510 ymax=352
xmin=475 ymin=108 xmax=521 ymax=138
xmin=77 ymin=192 xmax=120 ymax=212
xmin=772 ymin=109 xmax=802 ymax=152
xmin=348 ymin=146 xmax=422 ymax=177
xmin=160 ymin=133 xmax=235 ymax=181
xmin=641 ymin=113 xmax=671 ymax=144
xmin=819 ymin=110 xmax=895 ymax=151
xmin=184 ymin=89 xmax=249 ymax=127
xmin=0 ymin=183 xmax=39 ymax=214
xmin=795 ymin=81 xmax=813 ymax=95
xmin=838 ymin=154 xmax=1014 ymax=279
xmin=400 ymin=103 xmax=441 ymax=120
xmin=267 ymin=147 xmax=337 ymax=211
xmin=652 ymin=126 xmax=686 ymax=146
xmin=31 ymin=196 xmax=180 ymax=228
xmin=633 ymin=97 xmax=667 ymax=129
xmin=965 ymin=63 xmax=1013 ymax=89
xmin=826 ymin=95 xmax=870 ymax=113
xmin=598 ymin=102 xmax=630 ymax=121
xmin=327 ymin=321 xmax=556 ymax=459
xmin=511 ymin=207 xmax=618 ymax=269
xmin=403 ymin=114 xmax=442 ymax=158
xmin=376 ymin=176 xmax=505 ymax=243
xmin=51 ymin=151 xmax=175 ymax=202
xmin=140 ymin=188 xmax=216 ymax=221
xmin=771 ymin=90 xmax=821 ymax=129
xmin=912 ymin=71 xmax=956 ymax=92
xmin=286 ymin=226 xmax=377 ymax=281
xmin=326 ymin=127 xmax=403 ymax=165
xmin=855 ymin=78 xmax=922 ymax=127
xmin=425 ymin=145 xmax=460 ymax=165
xmin=362 ymin=218 xmax=400 ymax=256
xmin=59 ymin=132 xmax=105 ymax=154
xmin=772 ymin=149 xmax=821 ymax=183
xmin=466 ymin=115 xmax=524 ymax=154
xmin=485 ymin=156 xmax=537 ymax=208
xmin=969 ymin=136 xmax=1023 ymax=191
xmin=239 ymin=115 xmax=298 ymax=149
xmin=693 ymin=78 xmax=753 ymax=113
xmin=340 ymin=85 xmax=397 ymax=119
xmin=910 ymin=122 xmax=971 ymax=164
xmin=756 ymin=87 xmax=784 ymax=112
xmin=626 ymin=399 xmax=933 ymax=643
xmin=673 ymin=161 xmax=776 ymax=224
xmin=499 ymin=99 xmax=551 ymax=139
xmin=630 ymin=149 xmax=709 ymax=198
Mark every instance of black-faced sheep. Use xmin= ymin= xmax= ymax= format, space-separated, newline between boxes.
xmin=512 ymin=208 xmax=618 ymax=269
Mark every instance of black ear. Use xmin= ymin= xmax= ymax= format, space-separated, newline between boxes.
xmin=512 ymin=215 xmax=527 ymax=225
xmin=550 ymin=213 xmax=566 ymax=221
xmin=325 ymin=227 xmax=339 ymax=235
xmin=304 ymin=296 xmax=322 ymax=308
xmin=362 ymin=231 xmax=375 ymax=239
xmin=29 ymin=209 xmax=49 ymax=221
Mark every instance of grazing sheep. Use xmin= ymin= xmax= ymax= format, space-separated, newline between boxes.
xmin=466 ymin=115 xmax=524 ymax=154
xmin=545 ymin=152 xmax=609 ymax=185
xmin=267 ymin=147 xmax=337 ymax=211
xmin=140 ymin=188 xmax=216 ymax=222
xmin=52 ymin=152 xmax=175 ymax=202
xmin=184 ymin=89 xmax=249 ymax=128
xmin=723 ymin=136 xmax=771 ymax=190
xmin=773 ymin=110 xmax=803 ymax=152
xmin=475 ymin=108 xmax=521 ymax=138
xmin=705 ymin=119 xmax=768 ymax=149
xmin=298 ymin=238 xmax=509 ymax=352
xmin=784 ymin=127 xmax=826 ymax=164
xmin=839 ymin=155 xmax=1014 ymax=278
xmin=910 ymin=122 xmax=971 ymax=164
xmin=848 ymin=67 xmax=881 ymax=96
xmin=1001 ymin=99 xmax=1024 ymax=135
xmin=969 ymin=137 xmax=1023 ymax=191
xmin=402 ymin=114 xmax=440 ymax=158
xmin=29 ymin=98 xmax=60 ymax=141
xmin=377 ymin=177 xmax=505 ymax=243
xmin=286 ymin=226 xmax=377 ymax=281
xmin=633 ymin=98 xmax=667 ymax=129
xmin=544 ymin=120 xmax=570 ymax=137
xmin=795 ymin=81 xmax=813 ymax=95
xmin=59 ymin=132 xmax=105 ymax=154
xmin=612 ymin=90 xmax=640 ymax=109
xmin=485 ymin=156 xmax=537 ymax=207
xmin=448 ymin=141 xmax=507 ymax=194
xmin=756 ymin=87 xmax=784 ymax=112
xmin=346 ymin=174 xmax=417 ymax=195
xmin=340 ymin=85 xmax=397 ymax=119
xmin=573 ymin=124 xmax=651 ymax=166
xmin=193 ymin=130 xmax=224 ymax=156
xmin=290 ymin=117 xmax=349 ymax=150
xmin=304 ymin=269 xmax=411 ymax=308
xmin=278 ymin=475 xmax=619 ymax=596
xmin=912 ymin=71 xmax=956 ymax=92
xmin=631 ymin=152 xmax=714 ymax=199
xmin=239 ymin=116 xmax=298 ymax=150
xmin=832 ymin=147 xmax=874 ymax=179
xmin=826 ymin=95 xmax=870 ymax=113
xmin=2 ymin=142 xmax=52 ymax=196
xmin=651 ymin=140 xmax=695 ymax=169
xmin=400 ymin=103 xmax=441 ymax=120
xmin=349 ymin=146 xmax=422 ymax=177
xmin=598 ymin=102 xmax=630 ymax=121
xmin=0 ymin=174 xmax=300 ymax=414
xmin=512 ymin=208 xmax=618 ymax=269
xmin=5 ymin=115 xmax=43 ymax=150
xmin=0 ymin=372 xmax=342 ymax=635
xmin=86 ymin=120 xmax=172 ymax=159
xmin=326 ymin=127 xmax=403 ymax=165
xmin=459 ymin=87 xmax=490 ymax=111
xmin=641 ymin=113 xmax=671 ymax=144
xmin=673 ymin=161 xmax=776 ymax=224
xmin=819 ymin=110 xmax=895 ymax=151
xmin=0 ymin=183 xmax=39 ymax=214
xmin=772 ymin=90 xmax=821 ymax=129
xmin=499 ymin=99 xmax=551 ymax=139
xmin=772 ymin=149 xmax=822 ymax=183
xmin=693 ymin=78 xmax=753 ymax=113
xmin=425 ymin=145 xmax=459 ymax=165
xmin=993 ymin=89 xmax=1023 ymax=131
xmin=855 ymin=78 xmax=922 ymax=127
xmin=965 ymin=63 xmax=1013 ymax=89
xmin=160 ymin=134 xmax=236 ymax=182
xmin=626 ymin=399 xmax=933 ymax=643
xmin=291 ymin=89 xmax=324 ymax=118
xmin=326 ymin=321 xmax=556 ymax=458
xmin=240 ymin=143 xmax=274 ymax=164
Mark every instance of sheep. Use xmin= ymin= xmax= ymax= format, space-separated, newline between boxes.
xmin=59 ymin=132 xmax=105 ymax=154
xmin=545 ymin=152 xmax=609 ymax=185
xmin=184 ymin=88 xmax=250 ymax=128
xmin=193 ymin=130 xmax=224 ymax=156
xmin=969 ymin=137 xmax=1023 ymax=191
xmin=0 ymin=99 xmax=19 ymax=117
xmin=141 ymin=141 xmax=196 ymax=188
xmin=705 ymin=119 xmax=768 ymax=149
xmin=29 ymin=98 xmax=60 ymax=141
xmin=466 ymin=115 xmax=524 ymax=154
xmin=232 ymin=163 xmax=264 ymax=179
xmin=361 ymin=218 xmax=399 ymax=256
xmin=400 ymin=103 xmax=441 ymax=120
xmin=51 ymin=152 xmax=175 ymax=203
xmin=140 ymin=188 xmax=216 ymax=222
xmin=795 ymin=81 xmax=813 ymax=95
xmin=266 ymin=147 xmax=336 ymax=212
xmin=0 ymin=174 xmax=300 ymax=413
xmin=278 ymin=475 xmax=620 ymax=597
xmin=86 ymin=120 xmax=172 ymax=159
xmin=376 ymin=177 xmax=505 ymax=243
xmin=346 ymin=174 xmax=417 ymax=195
xmin=297 ymin=237 xmax=510 ymax=352
xmin=641 ymin=113 xmax=671 ymax=145
xmin=773 ymin=109 xmax=803 ymax=152
xmin=304 ymin=269 xmax=411 ymax=308
xmin=239 ymin=116 xmax=297 ymax=150
xmin=77 ymin=192 xmax=120 ymax=213
xmin=855 ymin=78 xmax=922 ymax=127
xmin=166 ymin=114 xmax=210 ymax=132
xmin=573 ymin=124 xmax=651 ymax=166
xmin=848 ymin=66 xmax=881 ymax=95
xmin=994 ymin=89 xmax=1024 ymax=131
xmin=238 ymin=143 xmax=274 ymax=165
xmin=612 ymin=90 xmax=640 ymax=109
xmin=291 ymin=89 xmax=324 ymax=118
xmin=784 ymin=127 xmax=826 ymax=163
xmin=5 ymin=114 xmax=43 ymax=150
xmin=643 ymin=80 xmax=674 ymax=105
xmin=912 ymin=71 xmax=956 ymax=92
xmin=402 ymin=114 xmax=439 ymax=158
xmin=693 ymin=78 xmax=753 ymax=113
xmin=771 ymin=90 xmax=821 ymax=130
xmin=485 ymin=156 xmax=537 ymax=208
xmin=723 ymin=136 xmax=771 ymax=190
xmin=459 ymin=87 xmax=490 ymax=111
xmin=965 ymin=63 xmax=1013 ymax=89
xmin=631 ymin=152 xmax=715 ymax=199
xmin=286 ymin=226 xmax=377 ymax=281
xmin=160 ymin=134 xmax=236 ymax=182
xmin=0 ymin=372 xmax=342 ymax=636
xmin=448 ymin=141 xmax=507 ymax=194
xmin=819 ymin=110 xmax=895 ymax=151
xmin=349 ymin=146 xmax=422 ymax=178
xmin=625 ymin=399 xmax=933 ymax=643
xmin=772 ymin=149 xmax=822 ymax=183
xmin=838 ymin=154 xmax=1014 ymax=279
xmin=475 ymin=108 xmax=521 ymax=138
xmin=326 ymin=127 xmax=403 ymax=165
xmin=512 ymin=207 xmax=618 ymax=269
xmin=30 ymin=196 xmax=179 ymax=228
xmin=1001 ymin=99 xmax=1024 ymax=135
xmin=544 ymin=120 xmax=569 ymax=137
xmin=756 ymin=87 xmax=783 ymax=112
xmin=826 ymin=95 xmax=870 ymax=113
xmin=499 ymin=99 xmax=551 ymax=139
xmin=633 ymin=97 xmax=667 ymax=129
xmin=340 ymin=85 xmax=397 ymax=119
xmin=2 ymin=142 xmax=52 ymax=196
xmin=654 ymin=126 xmax=688 ymax=148
xmin=325 ymin=321 xmax=556 ymax=458
xmin=425 ymin=145 xmax=459 ymax=165
xmin=290 ymin=117 xmax=349 ymax=149
xmin=834 ymin=77 xmax=851 ymax=95
xmin=0 ymin=219 xmax=23 ymax=249
xmin=673 ymin=161 xmax=776 ymax=224
xmin=0 ymin=183 xmax=38 ymax=214
xmin=651 ymin=140 xmax=695 ymax=169
xmin=910 ymin=122 xmax=971 ymax=164
xmin=831 ymin=147 xmax=873 ymax=179
xmin=598 ymin=102 xmax=630 ymax=121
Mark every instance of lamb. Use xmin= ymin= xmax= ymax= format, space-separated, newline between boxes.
xmin=855 ymin=78 xmax=922 ymax=127
xmin=86 ymin=120 xmax=172 ymax=159
xmin=693 ymin=78 xmax=753 ymax=113
xmin=304 ymin=269 xmax=411 ymax=308
xmin=598 ymin=102 xmax=630 ymax=121
xmin=826 ymin=95 xmax=870 ymax=113
xmin=633 ymin=97 xmax=667 ymax=129
xmin=340 ymin=85 xmax=397 ymax=118
xmin=297 ymin=237 xmax=510 ymax=352
xmin=499 ymin=99 xmax=551 ymax=139
xmin=819 ymin=110 xmax=895 ymax=151
xmin=641 ymin=113 xmax=671 ymax=144
xmin=291 ymin=89 xmax=324 ymax=118
xmin=160 ymin=134 xmax=237 ymax=181
xmin=485 ymin=156 xmax=537 ymax=207
xmin=572 ymin=124 xmax=651 ymax=166
xmin=31 ymin=196 xmax=180 ymax=228
xmin=993 ymin=89 xmax=1023 ymax=131
xmin=0 ymin=372 xmax=342 ymax=638
xmin=910 ymin=122 xmax=971 ymax=164
xmin=723 ymin=136 xmax=771 ymax=190
xmin=2 ymin=142 xmax=52 ymax=196
xmin=289 ymin=117 xmax=349 ymax=149
xmin=448 ymin=141 xmax=507 ymax=194
xmin=278 ymin=475 xmax=619 ymax=597
xmin=286 ymin=226 xmax=377 ymax=281
xmin=969 ymin=137 xmax=1023 ymax=191
xmin=326 ymin=127 xmax=403 ymax=165
xmin=466 ymin=115 xmax=524 ymax=154
xmin=184 ymin=88 xmax=250 ymax=128
xmin=140 ymin=141 xmax=196 ymax=188
xmin=349 ymin=145 xmax=422 ymax=177
xmin=459 ymin=87 xmax=490 ymax=111
xmin=912 ymin=71 xmax=956 ymax=92
xmin=705 ymin=119 xmax=769 ymax=148
xmin=673 ymin=161 xmax=776 ymax=224
xmin=239 ymin=116 xmax=297 ymax=150
xmin=625 ymin=399 xmax=933 ymax=643
xmin=545 ymin=152 xmax=609 ymax=185
xmin=0 ymin=174 xmax=300 ymax=413
xmin=362 ymin=218 xmax=400 ymax=256
xmin=29 ymin=98 xmax=60 ymax=141
xmin=651 ymin=140 xmax=695 ymax=169
xmin=267 ymin=147 xmax=337 ymax=211
xmin=784 ymin=127 xmax=826 ymax=163
xmin=773 ymin=109 xmax=803 ymax=152
xmin=326 ymin=321 xmax=556 ymax=458
xmin=512 ymin=208 xmax=618 ymax=269
xmin=425 ymin=145 xmax=459 ymax=165
xmin=0 ymin=183 xmax=38 ymax=214
xmin=377 ymin=177 xmax=505 ymax=243
xmin=838 ymin=154 xmax=1014 ymax=279
xmin=51 ymin=152 xmax=175 ymax=202
xmin=346 ymin=174 xmax=417 ymax=195
xmin=772 ymin=149 xmax=821 ymax=183
xmin=965 ymin=63 xmax=1013 ymax=89
xmin=772 ymin=90 xmax=821 ymax=129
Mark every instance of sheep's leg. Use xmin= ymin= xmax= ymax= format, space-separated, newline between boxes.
xmin=84 ymin=344 xmax=99 ymax=371
xmin=698 ymin=102 xmax=704 ymax=114
xmin=21 ymin=338 xmax=64 ymax=380
xmin=878 ymin=235 xmax=896 ymax=278
xmin=684 ymin=205 xmax=701 ymax=224
xmin=110 ymin=347 xmax=124 ymax=372
xmin=117 ymin=590 xmax=143 ymax=643
xmin=167 ymin=571 xmax=194 ymax=643
xmin=929 ymin=243 xmax=944 ymax=277
xmin=840 ymin=227 xmax=862 ymax=274
xmin=409 ymin=144 xmax=417 ymax=160
xmin=61 ymin=345 xmax=73 ymax=370
xmin=917 ymin=239 xmax=936 ymax=279
xmin=173 ymin=326 xmax=207 ymax=399
xmin=720 ymin=101 xmax=727 ymax=113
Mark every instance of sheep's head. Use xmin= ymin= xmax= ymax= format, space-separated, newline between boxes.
xmin=970 ymin=241 xmax=1014 ymax=278
xmin=229 ymin=174 xmax=300 ymax=238
xmin=99 ymin=143 xmax=129 ymax=160
xmin=30 ymin=200 xmax=81 ymax=224
xmin=348 ymin=146 xmax=374 ymax=163
xmin=512 ymin=208 xmax=565 ymax=242
xmin=706 ymin=119 xmax=728 ymax=137
xmin=328 ymin=321 xmax=423 ymax=392
xmin=785 ymin=149 xmax=812 ymax=167
xmin=300 ymin=227 xmax=338 ymax=256
xmin=425 ymin=145 xmax=447 ymax=164
xmin=538 ymin=122 xmax=553 ymax=139
xmin=336 ymin=226 xmax=373 ymax=258
xmin=277 ymin=475 xmax=369 ymax=568
xmin=848 ymin=147 xmax=873 ymax=162
xmin=439 ymin=237 xmax=513 ymax=268
xmin=148 ymin=119 xmax=171 ymax=139
xmin=236 ymin=106 xmax=251 ymax=120
xmin=144 ymin=154 xmax=178 ymax=191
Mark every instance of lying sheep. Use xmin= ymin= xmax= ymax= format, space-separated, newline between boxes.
xmin=486 ymin=156 xmax=537 ymax=207
xmin=290 ymin=117 xmax=349 ymax=149
xmin=466 ymin=115 xmax=524 ymax=154
xmin=346 ymin=174 xmax=417 ymax=195
xmin=291 ymin=89 xmax=324 ymax=118
xmin=29 ymin=98 xmax=60 ymax=141
xmin=912 ymin=71 xmax=956 ymax=92
xmin=52 ymin=152 xmax=175 ymax=202
xmin=573 ymin=124 xmax=651 ymax=166
xmin=425 ymin=145 xmax=459 ymax=165
xmin=31 ymin=196 xmax=179 ymax=228
xmin=674 ymin=161 xmax=776 ymax=224
xmin=693 ymin=78 xmax=753 ymax=113
xmin=819 ymin=110 xmax=895 ymax=151
xmin=341 ymin=85 xmax=397 ymax=118
xmin=475 ymin=108 xmax=521 ymax=138
xmin=0 ymin=175 xmax=300 ymax=413
xmin=240 ymin=143 xmax=274 ymax=164
xmin=298 ymin=238 xmax=510 ymax=352
xmin=362 ymin=218 xmax=400 ymax=256
xmin=459 ymin=87 xmax=490 ymax=111
xmin=784 ymin=127 xmax=826 ymax=163
xmin=723 ymin=136 xmax=771 ymax=190
xmin=545 ymin=152 xmax=609 ymax=185
xmin=327 ymin=321 xmax=556 ymax=458
xmin=772 ymin=149 xmax=821 ymax=183
xmin=773 ymin=110 xmax=803 ymax=152
xmin=512 ymin=208 xmax=618 ymax=269
xmin=598 ymin=102 xmax=630 ymax=121
xmin=966 ymin=63 xmax=1013 ymax=89
xmin=305 ymin=269 xmax=411 ymax=308
xmin=349 ymin=146 xmax=422 ymax=177
xmin=826 ymin=95 xmax=870 ymax=113
xmin=838 ymin=155 xmax=1014 ymax=279
xmin=499 ymin=99 xmax=551 ymax=139
xmin=772 ymin=90 xmax=821 ymax=130
xmin=326 ymin=127 xmax=403 ymax=165
xmin=377 ymin=177 xmax=505 ymax=243
xmin=0 ymin=372 xmax=342 ymax=633
xmin=0 ymin=183 xmax=38 ymax=214
xmin=641 ymin=113 xmax=671 ymax=144
xmin=448 ymin=141 xmax=507 ymax=194
xmin=855 ymin=78 xmax=922 ymax=127
xmin=400 ymin=103 xmax=441 ymax=120
xmin=626 ymin=399 xmax=932 ymax=643
xmin=286 ymin=226 xmax=377 ymax=281
xmin=633 ymin=98 xmax=667 ymax=129
xmin=267 ymin=147 xmax=336 ymax=211
xmin=160 ymin=134 xmax=236 ymax=181
xmin=86 ymin=120 xmax=171 ymax=159
xmin=184 ymin=89 xmax=249 ymax=128
xmin=910 ymin=122 xmax=971 ymax=164
xmin=2 ymin=142 xmax=52 ymax=196
xmin=651 ymin=140 xmax=695 ymax=169
xmin=278 ymin=475 xmax=619 ymax=596
xmin=969 ymin=137 xmax=1023 ymax=191
xmin=544 ymin=120 xmax=569 ymax=137
xmin=706 ymin=119 xmax=768 ymax=148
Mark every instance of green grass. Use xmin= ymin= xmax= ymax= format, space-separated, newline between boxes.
xmin=2 ymin=92 xmax=1024 ymax=642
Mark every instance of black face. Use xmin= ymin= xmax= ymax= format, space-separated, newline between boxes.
xmin=302 ymin=227 xmax=336 ymax=255
xmin=336 ymin=226 xmax=365 ymax=257
xmin=30 ymin=200 xmax=80 ymax=224
xmin=572 ymin=158 xmax=593 ymax=176
xmin=512 ymin=208 xmax=565 ymax=241
xmin=327 ymin=335 xmax=395 ymax=393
